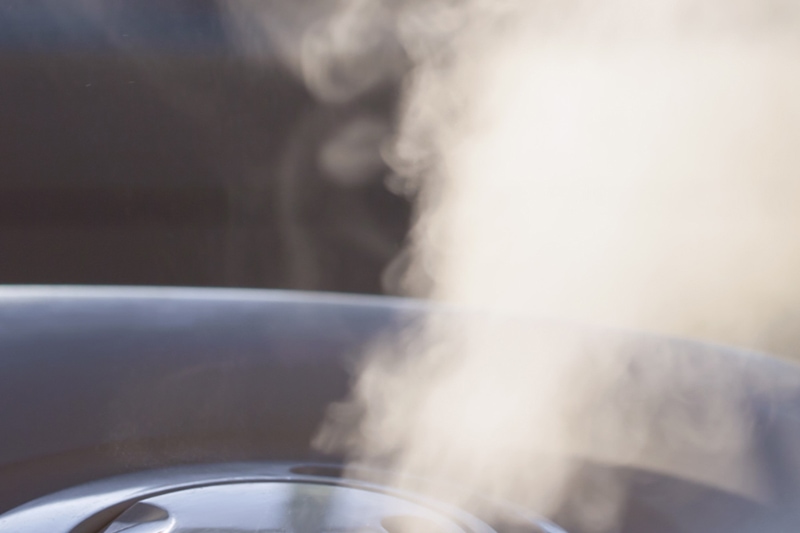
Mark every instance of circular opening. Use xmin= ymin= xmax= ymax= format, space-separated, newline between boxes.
xmin=114 ymin=502 xmax=169 ymax=523
xmin=381 ymin=515 xmax=460 ymax=533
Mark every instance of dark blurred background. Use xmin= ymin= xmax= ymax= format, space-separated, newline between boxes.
xmin=0 ymin=0 xmax=411 ymax=294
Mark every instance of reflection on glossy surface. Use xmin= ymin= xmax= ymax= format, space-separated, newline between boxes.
xmin=104 ymin=502 xmax=174 ymax=533
xmin=102 ymin=482 xmax=471 ymax=533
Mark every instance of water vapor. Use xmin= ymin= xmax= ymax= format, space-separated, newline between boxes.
xmin=228 ymin=1 xmax=800 ymax=530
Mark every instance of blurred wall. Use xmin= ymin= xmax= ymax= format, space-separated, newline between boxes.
xmin=0 ymin=0 xmax=410 ymax=294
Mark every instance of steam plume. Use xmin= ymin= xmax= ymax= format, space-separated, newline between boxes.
xmin=226 ymin=1 xmax=800 ymax=530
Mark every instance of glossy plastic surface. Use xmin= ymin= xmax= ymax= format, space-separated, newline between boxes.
xmin=0 ymin=286 xmax=799 ymax=533
xmin=0 ymin=286 xmax=421 ymax=512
